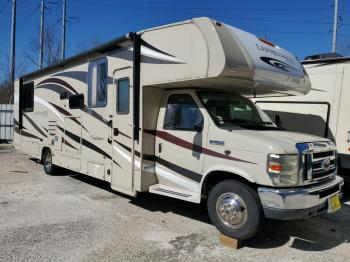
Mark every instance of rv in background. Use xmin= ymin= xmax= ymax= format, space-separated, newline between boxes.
xmin=255 ymin=53 xmax=350 ymax=173
xmin=14 ymin=18 xmax=343 ymax=240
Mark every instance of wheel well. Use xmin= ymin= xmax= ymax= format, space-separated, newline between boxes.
xmin=41 ymin=147 xmax=50 ymax=161
xmin=201 ymin=171 xmax=257 ymax=198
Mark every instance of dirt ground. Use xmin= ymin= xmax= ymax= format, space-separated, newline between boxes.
xmin=0 ymin=149 xmax=349 ymax=262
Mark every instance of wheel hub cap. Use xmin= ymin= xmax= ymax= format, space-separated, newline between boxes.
xmin=216 ymin=192 xmax=247 ymax=229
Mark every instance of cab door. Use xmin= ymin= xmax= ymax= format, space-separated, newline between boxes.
xmin=155 ymin=92 xmax=207 ymax=193
xmin=111 ymin=67 xmax=135 ymax=195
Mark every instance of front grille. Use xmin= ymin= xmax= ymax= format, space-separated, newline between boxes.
xmin=312 ymin=150 xmax=336 ymax=179
xmin=312 ymin=159 xmax=335 ymax=170
xmin=313 ymin=151 xmax=333 ymax=159
xmin=312 ymin=168 xmax=336 ymax=179
xmin=302 ymin=142 xmax=337 ymax=183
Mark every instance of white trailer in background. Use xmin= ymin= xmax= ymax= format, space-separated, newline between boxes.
xmin=14 ymin=18 xmax=343 ymax=240
xmin=0 ymin=104 xmax=14 ymax=142
xmin=255 ymin=54 xmax=350 ymax=172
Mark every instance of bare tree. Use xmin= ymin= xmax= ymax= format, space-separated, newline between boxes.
xmin=24 ymin=26 xmax=61 ymax=68
xmin=74 ymin=36 xmax=101 ymax=54
xmin=0 ymin=53 xmax=27 ymax=104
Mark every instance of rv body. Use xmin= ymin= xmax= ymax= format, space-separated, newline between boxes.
xmin=255 ymin=56 xmax=350 ymax=172
xmin=14 ymin=18 xmax=344 ymax=240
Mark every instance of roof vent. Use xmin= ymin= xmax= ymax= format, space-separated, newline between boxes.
xmin=304 ymin=53 xmax=343 ymax=60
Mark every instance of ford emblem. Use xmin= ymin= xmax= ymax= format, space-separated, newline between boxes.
xmin=321 ymin=158 xmax=331 ymax=171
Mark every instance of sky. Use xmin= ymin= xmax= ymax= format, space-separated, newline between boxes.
xmin=1 ymin=0 xmax=350 ymax=76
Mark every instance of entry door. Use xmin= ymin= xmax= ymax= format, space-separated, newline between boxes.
xmin=111 ymin=67 xmax=134 ymax=192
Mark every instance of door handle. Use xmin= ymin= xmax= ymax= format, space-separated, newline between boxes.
xmin=113 ymin=128 xmax=119 ymax=136
xmin=158 ymin=143 xmax=162 ymax=153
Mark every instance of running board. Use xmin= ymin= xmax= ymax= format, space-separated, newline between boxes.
xmin=149 ymin=184 xmax=200 ymax=203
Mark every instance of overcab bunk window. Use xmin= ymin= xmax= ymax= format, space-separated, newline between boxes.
xmin=23 ymin=81 xmax=34 ymax=112
xmin=88 ymin=58 xmax=107 ymax=108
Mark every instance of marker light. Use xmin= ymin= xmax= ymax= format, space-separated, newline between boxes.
xmin=258 ymin=37 xmax=275 ymax=47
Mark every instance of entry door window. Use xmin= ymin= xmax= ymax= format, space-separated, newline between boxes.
xmin=116 ymin=78 xmax=130 ymax=114
xmin=88 ymin=58 xmax=107 ymax=107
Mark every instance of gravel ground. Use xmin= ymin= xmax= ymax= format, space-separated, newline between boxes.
xmin=0 ymin=149 xmax=349 ymax=262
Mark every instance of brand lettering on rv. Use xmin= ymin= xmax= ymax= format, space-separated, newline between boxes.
xmin=256 ymin=44 xmax=293 ymax=64
xmin=260 ymin=57 xmax=299 ymax=73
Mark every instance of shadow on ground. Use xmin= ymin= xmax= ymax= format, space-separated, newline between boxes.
xmin=37 ymin=160 xmax=350 ymax=252
xmin=69 ymin=171 xmax=211 ymax=224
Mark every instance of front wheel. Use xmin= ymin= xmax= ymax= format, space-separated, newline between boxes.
xmin=207 ymin=180 xmax=263 ymax=240
xmin=42 ymin=149 xmax=56 ymax=175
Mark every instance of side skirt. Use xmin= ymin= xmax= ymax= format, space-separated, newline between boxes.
xmin=149 ymin=184 xmax=201 ymax=203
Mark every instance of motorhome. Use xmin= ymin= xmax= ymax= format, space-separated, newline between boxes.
xmin=14 ymin=18 xmax=344 ymax=240
xmin=255 ymin=53 xmax=350 ymax=173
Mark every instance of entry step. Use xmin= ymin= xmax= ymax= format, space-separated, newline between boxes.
xmin=149 ymin=184 xmax=200 ymax=203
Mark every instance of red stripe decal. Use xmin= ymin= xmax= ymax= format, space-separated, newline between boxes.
xmin=156 ymin=131 xmax=256 ymax=164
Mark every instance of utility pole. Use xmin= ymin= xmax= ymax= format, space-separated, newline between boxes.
xmin=332 ymin=0 xmax=339 ymax=53
xmin=39 ymin=0 xmax=45 ymax=69
xmin=10 ymin=0 xmax=16 ymax=85
xmin=61 ymin=0 xmax=66 ymax=60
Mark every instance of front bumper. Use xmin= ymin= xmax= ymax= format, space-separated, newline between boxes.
xmin=258 ymin=176 xmax=344 ymax=220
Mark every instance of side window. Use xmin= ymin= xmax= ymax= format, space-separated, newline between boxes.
xmin=163 ymin=94 xmax=203 ymax=131
xmin=23 ymin=81 xmax=34 ymax=112
xmin=88 ymin=58 xmax=107 ymax=108
xmin=69 ymin=94 xmax=84 ymax=109
xmin=117 ymin=79 xmax=129 ymax=114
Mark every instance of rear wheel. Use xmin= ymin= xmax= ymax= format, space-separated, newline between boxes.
xmin=207 ymin=180 xmax=263 ymax=240
xmin=42 ymin=149 xmax=56 ymax=175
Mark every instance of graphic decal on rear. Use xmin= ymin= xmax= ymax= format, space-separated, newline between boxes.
xmin=260 ymin=57 xmax=299 ymax=73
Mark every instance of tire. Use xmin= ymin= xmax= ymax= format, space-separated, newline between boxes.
xmin=207 ymin=180 xmax=263 ymax=240
xmin=42 ymin=149 xmax=56 ymax=175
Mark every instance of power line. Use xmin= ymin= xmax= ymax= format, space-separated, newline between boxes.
xmin=10 ymin=0 xmax=16 ymax=99
xmin=71 ymin=1 xmax=345 ymax=26
xmin=208 ymin=14 xmax=339 ymax=25
xmin=0 ymin=3 xmax=40 ymax=47
xmin=16 ymin=4 xmax=40 ymax=31
xmin=72 ymin=1 xmax=341 ymax=12
xmin=39 ymin=0 xmax=45 ymax=68
xmin=0 ymin=1 xmax=11 ymax=16
xmin=61 ymin=0 xmax=66 ymax=60
xmin=252 ymin=30 xmax=350 ymax=38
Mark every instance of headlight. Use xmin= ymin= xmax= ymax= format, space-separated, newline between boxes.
xmin=267 ymin=154 xmax=299 ymax=186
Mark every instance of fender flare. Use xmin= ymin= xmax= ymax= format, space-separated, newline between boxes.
xmin=200 ymin=164 xmax=256 ymax=193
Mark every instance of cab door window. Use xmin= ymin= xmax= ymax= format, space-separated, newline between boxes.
xmin=163 ymin=94 xmax=203 ymax=131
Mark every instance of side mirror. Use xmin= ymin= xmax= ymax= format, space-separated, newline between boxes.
xmin=69 ymin=94 xmax=84 ymax=109
xmin=194 ymin=124 xmax=203 ymax=132
xmin=194 ymin=113 xmax=204 ymax=132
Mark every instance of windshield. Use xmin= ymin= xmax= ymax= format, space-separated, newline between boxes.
xmin=198 ymin=92 xmax=281 ymax=130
